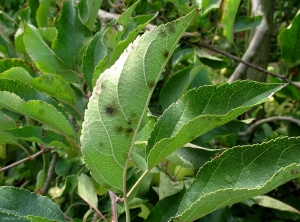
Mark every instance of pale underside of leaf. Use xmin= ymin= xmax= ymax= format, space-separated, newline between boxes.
xmin=81 ymin=10 xmax=199 ymax=191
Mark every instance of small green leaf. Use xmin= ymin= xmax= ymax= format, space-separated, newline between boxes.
xmin=147 ymin=81 xmax=285 ymax=170
xmin=5 ymin=126 xmax=70 ymax=148
xmin=160 ymin=66 xmax=211 ymax=110
xmin=0 ymin=186 xmax=66 ymax=221
xmin=251 ymin=195 xmax=300 ymax=214
xmin=36 ymin=0 xmax=52 ymax=27
xmin=23 ymin=23 xmax=78 ymax=82
xmin=196 ymin=48 xmax=229 ymax=69
xmin=145 ymin=189 xmax=185 ymax=222
xmin=201 ymin=0 xmax=221 ymax=17
xmin=82 ymin=29 xmax=108 ymax=90
xmin=77 ymin=173 xmax=98 ymax=209
xmin=81 ymin=10 xmax=199 ymax=191
xmin=174 ymin=137 xmax=300 ymax=221
xmin=278 ymin=10 xmax=300 ymax=62
xmin=77 ymin=0 xmax=103 ymax=31
xmin=220 ymin=0 xmax=242 ymax=43
xmin=0 ymin=110 xmax=17 ymax=144
xmin=234 ymin=16 xmax=262 ymax=33
xmin=52 ymin=0 xmax=92 ymax=70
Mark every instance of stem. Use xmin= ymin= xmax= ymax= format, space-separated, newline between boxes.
xmin=239 ymin=116 xmax=300 ymax=136
xmin=0 ymin=146 xmax=53 ymax=172
xmin=109 ymin=190 xmax=119 ymax=222
xmin=195 ymin=41 xmax=300 ymax=90
xmin=127 ymin=170 xmax=149 ymax=198
xmin=41 ymin=152 xmax=58 ymax=195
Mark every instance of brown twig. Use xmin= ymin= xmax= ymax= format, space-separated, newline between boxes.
xmin=109 ymin=190 xmax=119 ymax=222
xmin=195 ymin=41 xmax=300 ymax=90
xmin=0 ymin=146 xmax=53 ymax=173
xmin=239 ymin=116 xmax=300 ymax=136
xmin=41 ymin=152 xmax=58 ymax=195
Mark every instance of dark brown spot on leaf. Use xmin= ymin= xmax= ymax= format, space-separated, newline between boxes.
xmin=105 ymin=106 xmax=116 ymax=116
xmin=163 ymin=50 xmax=169 ymax=58
xmin=115 ymin=126 xmax=124 ymax=133
xmin=291 ymin=169 xmax=298 ymax=175
xmin=99 ymin=142 xmax=104 ymax=148
xmin=147 ymin=81 xmax=155 ymax=89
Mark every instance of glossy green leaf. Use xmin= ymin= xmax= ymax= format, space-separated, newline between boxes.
xmin=220 ymin=0 xmax=242 ymax=43
xmin=38 ymin=27 xmax=57 ymax=43
xmin=5 ymin=126 xmax=70 ymax=148
xmin=0 ymin=186 xmax=66 ymax=221
xmin=0 ymin=67 xmax=76 ymax=105
xmin=36 ymin=0 xmax=52 ymax=27
xmin=145 ymin=189 xmax=185 ymax=222
xmin=0 ymin=58 xmax=35 ymax=76
xmin=174 ymin=137 xmax=300 ymax=221
xmin=23 ymin=23 xmax=77 ymax=82
xmin=52 ymin=0 xmax=91 ymax=70
xmin=160 ymin=66 xmax=211 ymax=110
xmin=278 ymin=10 xmax=300 ymax=62
xmin=146 ymin=81 xmax=286 ymax=170
xmin=82 ymin=29 xmax=108 ymax=90
xmin=234 ymin=16 xmax=262 ymax=33
xmin=81 ymin=10 xmax=199 ymax=191
xmin=201 ymin=0 xmax=221 ymax=17
xmin=0 ymin=79 xmax=76 ymax=139
xmin=77 ymin=0 xmax=103 ymax=31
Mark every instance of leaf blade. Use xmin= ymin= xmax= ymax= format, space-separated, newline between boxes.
xmin=174 ymin=137 xmax=300 ymax=221
xmin=81 ymin=10 xmax=199 ymax=191
xmin=147 ymin=81 xmax=285 ymax=169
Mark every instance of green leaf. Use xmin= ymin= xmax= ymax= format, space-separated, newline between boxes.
xmin=167 ymin=146 xmax=223 ymax=169
xmin=0 ymin=186 xmax=66 ymax=221
xmin=52 ymin=0 xmax=92 ymax=70
xmin=81 ymin=10 xmax=199 ymax=191
xmin=92 ymin=1 xmax=157 ymax=86
xmin=77 ymin=173 xmax=98 ymax=209
xmin=201 ymin=0 xmax=221 ymax=17
xmin=174 ymin=137 xmax=300 ymax=221
xmin=0 ymin=212 xmax=29 ymax=221
xmin=38 ymin=27 xmax=57 ymax=44
xmin=23 ymin=23 xmax=78 ymax=82
xmin=0 ymin=67 xmax=77 ymax=106
xmin=278 ymin=10 xmax=300 ymax=62
xmin=77 ymin=0 xmax=103 ymax=31
xmin=146 ymin=189 xmax=185 ymax=222
xmin=234 ymin=16 xmax=262 ymax=33
xmin=220 ymin=0 xmax=242 ymax=43
xmin=36 ymin=0 xmax=52 ymax=27
xmin=0 ymin=58 xmax=36 ymax=76
xmin=146 ymin=81 xmax=285 ymax=170
xmin=82 ymin=29 xmax=108 ymax=90
xmin=196 ymin=49 xmax=229 ymax=69
xmin=251 ymin=195 xmax=300 ymax=214
xmin=0 ymin=110 xmax=17 ymax=144
xmin=160 ymin=66 xmax=211 ymax=110
xmin=5 ymin=126 xmax=71 ymax=148
xmin=0 ymin=79 xmax=76 ymax=140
